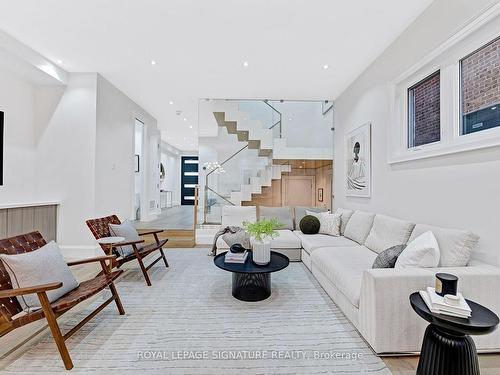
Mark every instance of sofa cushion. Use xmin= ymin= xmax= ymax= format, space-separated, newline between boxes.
xmin=217 ymin=229 xmax=301 ymax=250
xmin=294 ymin=206 xmax=328 ymax=230
xmin=221 ymin=206 xmax=256 ymax=227
xmin=335 ymin=208 xmax=354 ymax=235
xmin=408 ymin=224 xmax=479 ymax=267
xmin=311 ymin=245 xmax=377 ymax=307
xmin=343 ymin=211 xmax=375 ymax=244
xmin=364 ymin=214 xmax=415 ymax=254
xmin=293 ymin=231 xmax=359 ymax=254
xmin=259 ymin=206 xmax=293 ymax=230
xmin=270 ymin=230 xmax=302 ymax=249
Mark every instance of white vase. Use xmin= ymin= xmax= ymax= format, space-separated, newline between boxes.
xmin=252 ymin=238 xmax=271 ymax=265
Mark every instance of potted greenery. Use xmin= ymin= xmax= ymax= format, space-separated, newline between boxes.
xmin=243 ymin=218 xmax=282 ymax=265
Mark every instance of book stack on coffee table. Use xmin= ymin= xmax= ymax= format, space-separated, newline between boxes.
xmin=224 ymin=250 xmax=249 ymax=264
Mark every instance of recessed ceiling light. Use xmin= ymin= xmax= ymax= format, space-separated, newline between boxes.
xmin=323 ymin=64 xmax=329 ymax=70
xmin=243 ymin=61 xmax=249 ymax=67
xmin=56 ymin=59 xmax=63 ymax=64
xmin=288 ymin=118 xmax=292 ymax=121
xmin=169 ymin=101 xmax=174 ymax=105
xmin=183 ymin=118 xmax=187 ymax=121
xmin=189 ymin=125 xmax=193 ymax=129
xmin=151 ymin=60 xmax=157 ymax=65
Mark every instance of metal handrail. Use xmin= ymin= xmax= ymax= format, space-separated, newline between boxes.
xmin=262 ymin=100 xmax=282 ymax=137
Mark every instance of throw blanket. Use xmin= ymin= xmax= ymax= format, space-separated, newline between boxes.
xmin=210 ymin=226 xmax=251 ymax=256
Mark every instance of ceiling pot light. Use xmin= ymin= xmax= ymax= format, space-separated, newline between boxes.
xmin=151 ymin=60 xmax=157 ymax=65
xmin=183 ymin=118 xmax=187 ymax=122
xmin=243 ymin=61 xmax=249 ymax=67
xmin=323 ymin=64 xmax=329 ymax=69
xmin=56 ymin=59 xmax=63 ymax=64
xmin=169 ymin=101 xmax=174 ymax=105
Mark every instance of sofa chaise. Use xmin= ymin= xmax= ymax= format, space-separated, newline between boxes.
xmin=214 ymin=205 xmax=500 ymax=355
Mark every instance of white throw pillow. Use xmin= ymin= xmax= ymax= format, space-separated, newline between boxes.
xmin=306 ymin=211 xmax=341 ymax=237
xmin=0 ymin=241 xmax=79 ymax=310
xmin=109 ymin=220 xmax=143 ymax=257
xmin=395 ymin=231 xmax=440 ymax=268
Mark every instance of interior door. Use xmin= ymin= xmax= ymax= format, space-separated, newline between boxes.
xmin=281 ymin=175 xmax=315 ymax=207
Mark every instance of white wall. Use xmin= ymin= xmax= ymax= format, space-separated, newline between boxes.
xmin=35 ymin=73 xmax=98 ymax=250
xmin=333 ymin=0 xmax=500 ymax=265
xmin=96 ymin=75 xmax=160 ymax=223
xmin=0 ymin=68 xmax=37 ymax=203
xmin=160 ymin=148 xmax=181 ymax=207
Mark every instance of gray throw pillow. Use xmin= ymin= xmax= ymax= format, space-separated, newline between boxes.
xmin=222 ymin=229 xmax=251 ymax=249
xmin=372 ymin=245 xmax=407 ymax=269
xmin=0 ymin=241 xmax=79 ymax=310
xmin=109 ymin=220 xmax=143 ymax=257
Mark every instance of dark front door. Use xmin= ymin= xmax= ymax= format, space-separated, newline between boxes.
xmin=181 ymin=156 xmax=198 ymax=205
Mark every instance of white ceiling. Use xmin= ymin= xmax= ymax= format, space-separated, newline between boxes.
xmin=0 ymin=0 xmax=433 ymax=150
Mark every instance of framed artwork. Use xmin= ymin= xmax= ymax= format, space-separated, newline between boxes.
xmin=318 ymin=188 xmax=324 ymax=202
xmin=134 ymin=155 xmax=140 ymax=173
xmin=345 ymin=122 xmax=371 ymax=197
xmin=322 ymin=100 xmax=333 ymax=115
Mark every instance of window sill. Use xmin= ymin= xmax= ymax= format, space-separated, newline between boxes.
xmin=388 ymin=131 xmax=500 ymax=164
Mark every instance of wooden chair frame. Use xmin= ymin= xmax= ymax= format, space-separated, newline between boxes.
xmin=86 ymin=215 xmax=169 ymax=286
xmin=0 ymin=232 xmax=125 ymax=370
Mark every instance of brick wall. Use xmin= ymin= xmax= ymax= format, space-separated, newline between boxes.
xmin=411 ymin=71 xmax=440 ymax=147
xmin=461 ymin=37 xmax=500 ymax=114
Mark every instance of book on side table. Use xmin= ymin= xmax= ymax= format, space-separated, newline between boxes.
xmin=419 ymin=287 xmax=472 ymax=318
xmin=224 ymin=250 xmax=249 ymax=264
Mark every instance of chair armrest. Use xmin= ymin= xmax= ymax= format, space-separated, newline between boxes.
xmin=359 ymin=265 xmax=500 ymax=354
xmin=0 ymin=282 xmax=63 ymax=298
xmin=138 ymin=229 xmax=164 ymax=236
xmin=115 ymin=239 xmax=145 ymax=247
xmin=67 ymin=255 xmax=116 ymax=267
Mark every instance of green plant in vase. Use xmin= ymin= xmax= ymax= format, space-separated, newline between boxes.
xmin=243 ymin=218 xmax=282 ymax=265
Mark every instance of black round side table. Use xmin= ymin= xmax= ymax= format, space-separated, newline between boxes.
xmin=214 ymin=251 xmax=289 ymax=302
xmin=410 ymin=292 xmax=499 ymax=375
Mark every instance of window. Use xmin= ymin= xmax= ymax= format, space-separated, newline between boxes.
xmin=407 ymin=71 xmax=441 ymax=148
xmin=460 ymin=36 xmax=500 ymax=135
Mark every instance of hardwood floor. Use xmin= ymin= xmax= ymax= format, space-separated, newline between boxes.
xmin=383 ymin=353 xmax=500 ymax=374
xmin=137 ymin=228 xmax=196 ymax=248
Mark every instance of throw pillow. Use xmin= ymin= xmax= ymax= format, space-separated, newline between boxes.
xmin=222 ymin=229 xmax=251 ymax=249
xmin=0 ymin=241 xmax=79 ymax=310
xmin=395 ymin=231 xmax=440 ymax=268
xmin=109 ymin=220 xmax=143 ymax=257
xmin=307 ymin=210 xmax=341 ymax=236
xmin=299 ymin=215 xmax=320 ymax=234
xmin=372 ymin=245 xmax=407 ymax=268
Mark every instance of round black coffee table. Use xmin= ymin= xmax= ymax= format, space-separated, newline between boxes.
xmin=214 ymin=251 xmax=289 ymax=302
xmin=410 ymin=292 xmax=499 ymax=375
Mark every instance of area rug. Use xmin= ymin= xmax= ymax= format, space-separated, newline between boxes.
xmin=1 ymin=249 xmax=392 ymax=374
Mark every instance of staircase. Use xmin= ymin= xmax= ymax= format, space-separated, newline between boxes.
xmin=212 ymin=110 xmax=291 ymax=205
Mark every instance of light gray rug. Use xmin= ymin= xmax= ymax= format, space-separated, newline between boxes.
xmin=2 ymin=249 xmax=391 ymax=374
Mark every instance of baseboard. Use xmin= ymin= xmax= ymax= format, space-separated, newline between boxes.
xmin=59 ymin=245 xmax=101 ymax=260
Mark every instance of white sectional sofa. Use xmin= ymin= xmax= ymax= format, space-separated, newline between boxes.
xmin=214 ymin=205 xmax=500 ymax=355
